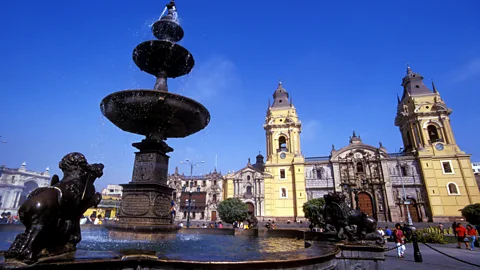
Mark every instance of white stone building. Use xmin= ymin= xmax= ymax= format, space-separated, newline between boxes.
xmin=101 ymin=184 xmax=123 ymax=197
xmin=0 ymin=162 xmax=50 ymax=215
xmin=472 ymin=162 xmax=480 ymax=174
xmin=223 ymin=154 xmax=267 ymax=217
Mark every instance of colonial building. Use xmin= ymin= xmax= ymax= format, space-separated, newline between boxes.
xmin=0 ymin=162 xmax=50 ymax=215
xmin=304 ymin=133 xmax=429 ymax=222
xmin=395 ymin=67 xmax=479 ymax=222
xmin=224 ymin=82 xmax=308 ymax=222
xmin=224 ymin=68 xmax=480 ymax=223
xmin=167 ymin=168 xmax=224 ymax=222
xmin=223 ymin=155 xmax=267 ymax=217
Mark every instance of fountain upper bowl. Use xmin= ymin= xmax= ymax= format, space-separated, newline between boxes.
xmin=100 ymin=90 xmax=210 ymax=138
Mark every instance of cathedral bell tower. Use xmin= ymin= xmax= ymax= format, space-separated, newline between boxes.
xmin=395 ymin=67 xmax=480 ymax=222
xmin=263 ymin=82 xmax=307 ymax=221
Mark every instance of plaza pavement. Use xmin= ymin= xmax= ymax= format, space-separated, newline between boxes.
xmin=384 ymin=242 xmax=480 ymax=269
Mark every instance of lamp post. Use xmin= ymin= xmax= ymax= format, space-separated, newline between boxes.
xmin=180 ymin=159 xmax=204 ymax=228
xmin=396 ymin=149 xmax=413 ymax=226
xmin=397 ymin=148 xmax=423 ymax=263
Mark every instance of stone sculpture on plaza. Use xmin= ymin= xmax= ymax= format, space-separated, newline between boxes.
xmin=323 ymin=192 xmax=385 ymax=245
xmin=5 ymin=152 xmax=104 ymax=264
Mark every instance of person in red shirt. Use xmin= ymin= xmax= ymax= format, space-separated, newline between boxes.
xmin=455 ymin=223 xmax=469 ymax=249
xmin=394 ymin=223 xmax=406 ymax=258
xmin=466 ymin=225 xmax=477 ymax=251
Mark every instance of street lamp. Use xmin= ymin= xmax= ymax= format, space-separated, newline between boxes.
xmin=180 ymin=159 xmax=204 ymax=228
xmin=398 ymin=148 xmax=423 ymax=263
xmin=396 ymin=149 xmax=413 ymax=226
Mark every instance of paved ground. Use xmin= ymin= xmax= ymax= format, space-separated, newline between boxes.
xmin=384 ymin=242 xmax=480 ymax=269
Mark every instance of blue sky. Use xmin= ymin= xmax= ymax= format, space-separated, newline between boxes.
xmin=1 ymin=0 xmax=479 ymax=189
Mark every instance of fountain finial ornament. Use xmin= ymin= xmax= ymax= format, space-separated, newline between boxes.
xmin=100 ymin=0 xmax=210 ymax=234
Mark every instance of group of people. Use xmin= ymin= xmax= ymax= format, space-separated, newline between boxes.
xmin=0 ymin=210 xmax=19 ymax=224
xmin=452 ymin=222 xmax=478 ymax=250
xmin=79 ymin=214 xmax=104 ymax=225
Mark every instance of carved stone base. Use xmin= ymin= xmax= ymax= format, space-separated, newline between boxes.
xmin=116 ymin=139 xmax=174 ymax=227
xmin=118 ymin=183 xmax=173 ymax=225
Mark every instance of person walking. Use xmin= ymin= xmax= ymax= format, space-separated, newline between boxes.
xmin=466 ymin=225 xmax=478 ymax=251
xmin=394 ymin=223 xmax=406 ymax=258
xmin=455 ymin=223 xmax=469 ymax=249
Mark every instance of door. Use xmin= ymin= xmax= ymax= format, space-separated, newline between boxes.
xmin=211 ymin=211 xmax=217 ymax=221
xmin=357 ymin=192 xmax=374 ymax=217
xmin=404 ymin=199 xmax=421 ymax=222
xmin=246 ymin=202 xmax=255 ymax=216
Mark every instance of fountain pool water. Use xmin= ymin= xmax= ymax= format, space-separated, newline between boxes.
xmin=0 ymin=228 xmax=306 ymax=262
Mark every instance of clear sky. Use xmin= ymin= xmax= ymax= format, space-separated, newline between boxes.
xmin=1 ymin=0 xmax=479 ymax=189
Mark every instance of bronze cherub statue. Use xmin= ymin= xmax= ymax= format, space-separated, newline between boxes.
xmin=5 ymin=152 xmax=104 ymax=264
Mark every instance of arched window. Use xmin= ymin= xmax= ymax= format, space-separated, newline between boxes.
xmin=356 ymin=162 xmax=364 ymax=173
xmin=279 ymin=136 xmax=287 ymax=151
xmin=247 ymin=175 xmax=251 ymax=181
xmin=427 ymin=125 xmax=441 ymax=142
xmin=246 ymin=186 xmax=252 ymax=195
xmin=447 ymin=182 xmax=459 ymax=195
xmin=212 ymin=194 xmax=217 ymax=203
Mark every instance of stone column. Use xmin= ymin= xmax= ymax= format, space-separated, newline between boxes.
xmin=233 ymin=179 xmax=236 ymax=196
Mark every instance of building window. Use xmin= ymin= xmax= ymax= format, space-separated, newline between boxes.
xmin=192 ymin=211 xmax=196 ymax=219
xmin=196 ymin=186 xmax=201 ymax=192
xmin=280 ymin=188 xmax=288 ymax=198
xmin=279 ymin=136 xmax=287 ymax=151
xmin=246 ymin=186 xmax=252 ymax=195
xmin=247 ymin=175 xmax=251 ymax=181
xmin=194 ymin=181 xmax=197 ymax=187
xmin=400 ymin=166 xmax=408 ymax=176
xmin=441 ymin=160 xmax=454 ymax=174
xmin=356 ymin=162 xmax=364 ymax=173
xmin=447 ymin=182 xmax=460 ymax=195
xmin=280 ymin=169 xmax=286 ymax=179
xmin=202 ymin=180 xmax=206 ymax=187
xmin=214 ymin=180 xmax=217 ymax=186
xmin=427 ymin=125 xmax=441 ymax=142
xmin=213 ymin=194 xmax=217 ymax=203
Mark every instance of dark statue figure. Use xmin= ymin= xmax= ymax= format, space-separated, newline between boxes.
xmin=246 ymin=215 xmax=258 ymax=229
xmin=323 ymin=192 xmax=384 ymax=245
xmin=5 ymin=152 xmax=104 ymax=264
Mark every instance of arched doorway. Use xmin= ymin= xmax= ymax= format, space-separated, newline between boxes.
xmin=18 ymin=181 xmax=39 ymax=207
xmin=246 ymin=202 xmax=255 ymax=216
xmin=357 ymin=192 xmax=374 ymax=218
xmin=404 ymin=198 xmax=421 ymax=222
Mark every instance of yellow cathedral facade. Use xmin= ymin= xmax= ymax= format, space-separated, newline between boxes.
xmin=224 ymin=67 xmax=480 ymax=223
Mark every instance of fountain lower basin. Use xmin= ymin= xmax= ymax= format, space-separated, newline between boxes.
xmin=0 ymin=226 xmax=340 ymax=269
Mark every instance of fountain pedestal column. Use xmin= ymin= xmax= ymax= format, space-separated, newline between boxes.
xmin=116 ymin=139 xmax=175 ymax=229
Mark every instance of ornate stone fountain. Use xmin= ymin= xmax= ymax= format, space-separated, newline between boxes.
xmin=100 ymin=0 xmax=209 ymax=233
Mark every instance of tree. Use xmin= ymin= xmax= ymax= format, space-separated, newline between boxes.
xmin=303 ymin=198 xmax=325 ymax=225
xmin=217 ymin=198 xmax=248 ymax=225
xmin=461 ymin=203 xmax=480 ymax=225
